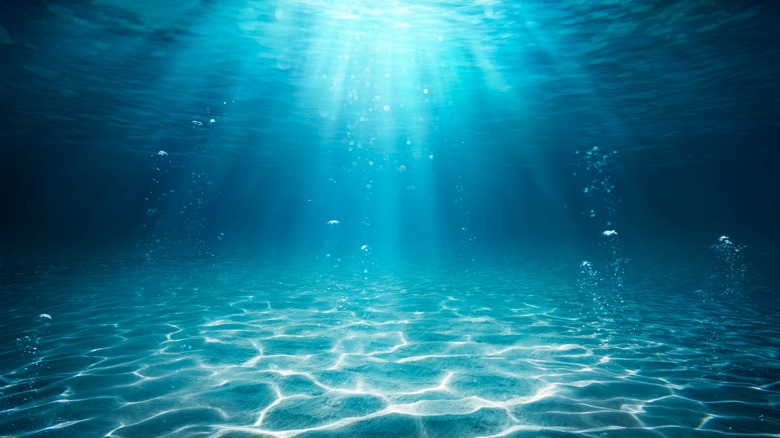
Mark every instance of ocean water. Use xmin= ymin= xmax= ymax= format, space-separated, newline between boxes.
xmin=2 ymin=1 xmax=780 ymax=437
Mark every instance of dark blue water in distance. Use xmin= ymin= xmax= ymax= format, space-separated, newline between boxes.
xmin=2 ymin=1 xmax=780 ymax=437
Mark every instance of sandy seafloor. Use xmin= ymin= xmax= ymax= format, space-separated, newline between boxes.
xmin=1 ymin=250 xmax=779 ymax=438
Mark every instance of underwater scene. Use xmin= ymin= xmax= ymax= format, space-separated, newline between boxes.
xmin=1 ymin=1 xmax=779 ymax=437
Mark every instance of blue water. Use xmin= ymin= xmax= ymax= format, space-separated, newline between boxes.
xmin=2 ymin=1 xmax=780 ymax=437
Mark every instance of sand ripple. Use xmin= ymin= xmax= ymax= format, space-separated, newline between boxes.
xmin=1 ymin=254 xmax=779 ymax=437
